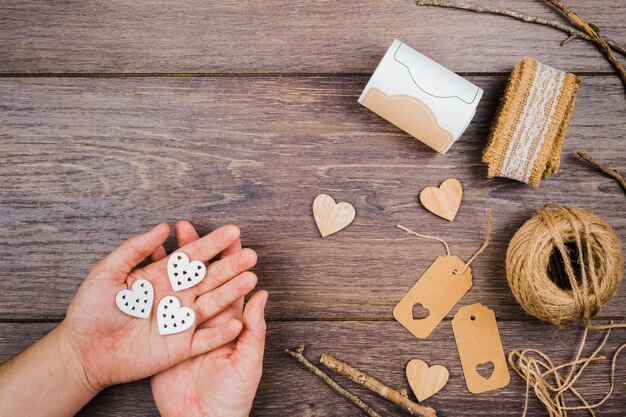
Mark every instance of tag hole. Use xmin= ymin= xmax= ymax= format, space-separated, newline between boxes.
xmin=412 ymin=303 xmax=430 ymax=320
xmin=470 ymin=315 xmax=476 ymax=321
xmin=476 ymin=361 xmax=494 ymax=379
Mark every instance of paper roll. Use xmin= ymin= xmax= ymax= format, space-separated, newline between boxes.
xmin=358 ymin=40 xmax=483 ymax=154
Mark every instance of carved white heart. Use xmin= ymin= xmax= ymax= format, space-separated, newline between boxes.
xmin=157 ymin=296 xmax=196 ymax=335
xmin=116 ymin=279 xmax=154 ymax=319
xmin=167 ymin=252 xmax=206 ymax=292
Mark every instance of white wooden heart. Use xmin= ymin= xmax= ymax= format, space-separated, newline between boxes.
xmin=116 ymin=279 xmax=154 ymax=319
xmin=167 ymin=252 xmax=206 ymax=292
xmin=312 ymin=194 xmax=356 ymax=237
xmin=157 ymin=296 xmax=196 ymax=335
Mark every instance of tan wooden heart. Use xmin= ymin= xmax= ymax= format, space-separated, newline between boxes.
xmin=312 ymin=194 xmax=355 ymax=237
xmin=406 ymin=359 xmax=449 ymax=402
xmin=419 ymin=178 xmax=462 ymax=221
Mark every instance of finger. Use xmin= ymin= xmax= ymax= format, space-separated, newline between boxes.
xmin=186 ymin=248 xmax=257 ymax=298
xmin=221 ymin=238 xmax=242 ymax=258
xmin=175 ymin=220 xmax=200 ymax=247
xmin=198 ymin=303 xmax=242 ymax=328
xmin=194 ymin=271 xmax=258 ymax=323
xmin=94 ymin=223 xmax=170 ymax=278
xmin=218 ymin=238 xmax=245 ymax=319
xmin=231 ymin=291 xmax=268 ymax=368
xmin=190 ymin=318 xmax=243 ymax=357
xmin=150 ymin=246 xmax=167 ymax=262
xmin=171 ymin=224 xmax=240 ymax=266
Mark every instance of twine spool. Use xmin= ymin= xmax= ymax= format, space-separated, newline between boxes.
xmin=506 ymin=203 xmax=623 ymax=326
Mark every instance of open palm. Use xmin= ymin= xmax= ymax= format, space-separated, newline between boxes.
xmin=151 ymin=221 xmax=267 ymax=417
xmin=61 ymin=223 xmax=259 ymax=392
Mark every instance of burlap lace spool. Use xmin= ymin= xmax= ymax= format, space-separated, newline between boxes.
xmin=483 ymin=57 xmax=581 ymax=187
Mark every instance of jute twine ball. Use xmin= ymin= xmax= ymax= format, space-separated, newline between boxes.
xmin=506 ymin=203 xmax=623 ymax=325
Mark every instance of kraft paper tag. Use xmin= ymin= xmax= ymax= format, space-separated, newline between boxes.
xmin=451 ymin=303 xmax=510 ymax=394
xmin=358 ymin=39 xmax=483 ymax=154
xmin=393 ymin=255 xmax=472 ymax=339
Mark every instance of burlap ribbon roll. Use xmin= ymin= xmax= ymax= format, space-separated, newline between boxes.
xmin=483 ymin=57 xmax=581 ymax=187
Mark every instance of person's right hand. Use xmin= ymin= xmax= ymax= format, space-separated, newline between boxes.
xmin=151 ymin=221 xmax=267 ymax=417
xmin=58 ymin=223 xmax=259 ymax=393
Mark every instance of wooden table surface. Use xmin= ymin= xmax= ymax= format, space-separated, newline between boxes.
xmin=1 ymin=1 xmax=625 ymax=416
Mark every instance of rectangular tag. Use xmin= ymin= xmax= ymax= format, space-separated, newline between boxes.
xmin=393 ymin=255 xmax=472 ymax=339
xmin=451 ymin=303 xmax=510 ymax=394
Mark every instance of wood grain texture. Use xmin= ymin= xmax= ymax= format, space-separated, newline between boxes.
xmin=1 ymin=321 xmax=624 ymax=416
xmin=0 ymin=75 xmax=624 ymax=321
xmin=0 ymin=0 xmax=625 ymax=73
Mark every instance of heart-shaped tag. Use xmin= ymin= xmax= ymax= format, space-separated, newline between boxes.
xmin=419 ymin=178 xmax=463 ymax=221
xmin=312 ymin=194 xmax=356 ymax=237
xmin=116 ymin=279 xmax=154 ymax=319
xmin=167 ymin=252 xmax=206 ymax=292
xmin=406 ymin=359 xmax=449 ymax=402
xmin=157 ymin=296 xmax=196 ymax=335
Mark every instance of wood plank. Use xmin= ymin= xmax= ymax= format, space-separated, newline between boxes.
xmin=1 ymin=321 xmax=624 ymax=416
xmin=0 ymin=76 xmax=624 ymax=320
xmin=0 ymin=0 xmax=624 ymax=73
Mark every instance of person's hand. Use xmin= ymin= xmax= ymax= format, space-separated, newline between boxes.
xmin=151 ymin=221 xmax=267 ymax=417
xmin=58 ymin=223 xmax=259 ymax=393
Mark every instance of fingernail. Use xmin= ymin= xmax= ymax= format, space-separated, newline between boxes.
xmin=262 ymin=293 xmax=268 ymax=314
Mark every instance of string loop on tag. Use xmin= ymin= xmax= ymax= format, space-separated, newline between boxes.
xmin=395 ymin=225 xmax=451 ymax=256
xmin=396 ymin=209 xmax=492 ymax=274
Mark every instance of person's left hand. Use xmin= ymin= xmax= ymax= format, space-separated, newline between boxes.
xmin=151 ymin=221 xmax=267 ymax=417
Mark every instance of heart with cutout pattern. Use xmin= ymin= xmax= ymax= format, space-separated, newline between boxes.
xmin=157 ymin=295 xmax=196 ymax=335
xmin=116 ymin=279 xmax=153 ymax=319
xmin=167 ymin=252 xmax=206 ymax=292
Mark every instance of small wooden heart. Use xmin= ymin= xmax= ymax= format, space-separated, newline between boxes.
xmin=419 ymin=178 xmax=462 ymax=221
xmin=312 ymin=194 xmax=356 ymax=237
xmin=406 ymin=359 xmax=449 ymax=402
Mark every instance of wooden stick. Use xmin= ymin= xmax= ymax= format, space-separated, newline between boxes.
xmin=577 ymin=149 xmax=626 ymax=195
xmin=320 ymin=354 xmax=437 ymax=417
xmin=285 ymin=345 xmax=382 ymax=417
xmin=546 ymin=0 xmax=626 ymax=92
xmin=415 ymin=0 xmax=626 ymax=57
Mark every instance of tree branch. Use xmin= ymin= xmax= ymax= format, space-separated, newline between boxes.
xmin=320 ymin=354 xmax=437 ymax=417
xmin=285 ymin=345 xmax=382 ymax=417
xmin=415 ymin=0 xmax=626 ymax=57
xmin=576 ymin=150 xmax=626 ymax=195
xmin=546 ymin=0 xmax=626 ymax=93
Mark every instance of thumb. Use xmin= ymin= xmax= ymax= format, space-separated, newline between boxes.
xmin=93 ymin=223 xmax=170 ymax=279
xmin=231 ymin=290 xmax=268 ymax=370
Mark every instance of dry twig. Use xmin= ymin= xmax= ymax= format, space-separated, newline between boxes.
xmin=285 ymin=345 xmax=382 ymax=417
xmin=546 ymin=0 xmax=626 ymax=92
xmin=320 ymin=354 xmax=437 ymax=417
xmin=577 ymin=149 xmax=626 ymax=195
xmin=415 ymin=0 xmax=626 ymax=56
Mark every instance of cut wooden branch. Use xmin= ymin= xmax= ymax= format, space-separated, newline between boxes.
xmin=415 ymin=0 xmax=626 ymax=57
xmin=285 ymin=345 xmax=382 ymax=417
xmin=546 ymin=0 xmax=626 ymax=92
xmin=577 ymin=149 xmax=626 ymax=195
xmin=320 ymin=354 xmax=438 ymax=417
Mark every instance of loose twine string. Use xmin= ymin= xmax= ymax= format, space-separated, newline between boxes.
xmin=396 ymin=209 xmax=492 ymax=275
xmin=505 ymin=203 xmax=625 ymax=416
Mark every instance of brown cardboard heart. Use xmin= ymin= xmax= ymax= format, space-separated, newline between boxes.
xmin=419 ymin=178 xmax=462 ymax=221
xmin=312 ymin=194 xmax=356 ymax=237
xmin=406 ymin=359 xmax=449 ymax=402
